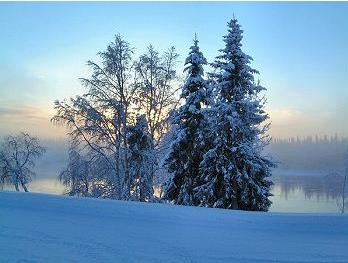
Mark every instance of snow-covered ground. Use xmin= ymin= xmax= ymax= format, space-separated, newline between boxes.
xmin=1 ymin=191 xmax=347 ymax=263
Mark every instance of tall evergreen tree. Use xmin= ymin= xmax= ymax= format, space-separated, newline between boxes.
xmin=164 ymin=36 xmax=209 ymax=205
xmin=127 ymin=114 xmax=156 ymax=202
xmin=194 ymin=18 xmax=274 ymax=211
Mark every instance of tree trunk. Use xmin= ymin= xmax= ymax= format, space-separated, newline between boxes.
xmin=13 ymin=173 xmax=20 ymax=191
xmin=115 ymin=147 xmax=122 ymax=200
xmin=342 ymin=169 xmax=347 ymax=214
xmin=232 ymin=180 xmax=239 ymax=209
xmin=14 ymin=181 xmax=19 ymax=191
xmin=21 ymin=181 xmax=28 ymax=192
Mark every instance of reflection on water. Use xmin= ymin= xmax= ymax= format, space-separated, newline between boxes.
xmin=2 ymin=174 xmax=346 ymax=213
xmin=3 ymin=178 xmax=65 ymax=195
xmin=30 ymin=178 xmax=66 ymax=194
xmin=270 ymin=174 xmax=345 ymax=213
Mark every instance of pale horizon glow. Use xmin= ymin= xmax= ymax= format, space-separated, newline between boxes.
xmin=1 ymin=2 xmax=347 ymax=140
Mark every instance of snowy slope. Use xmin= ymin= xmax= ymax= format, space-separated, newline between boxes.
xmin=1 ymin=192 xmax=347 ymax=263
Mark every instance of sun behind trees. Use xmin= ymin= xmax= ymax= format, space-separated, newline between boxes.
xmin=53 ymin=17 xmax=274 ymax=211
xmin=53 ymin=35 xmax=179 ymax=200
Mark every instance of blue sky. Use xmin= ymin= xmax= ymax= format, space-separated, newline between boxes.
xmin=0 ymin=2 xmax=347 ymax=139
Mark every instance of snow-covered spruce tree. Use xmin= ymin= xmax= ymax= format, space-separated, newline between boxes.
xmin=127 ymin=115 xmax=156 ymax=202
xmin=164 ymin=36 xmax=210 ymax=206
xmin=194 ymin=18 xmax=274 ymax=211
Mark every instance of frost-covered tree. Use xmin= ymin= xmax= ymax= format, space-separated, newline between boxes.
xmin=59 ymin=144 xmax=115 ymax=198
xmin=53 ymin=34 xmax=179 ymax=201
xmin=194 ymin=18 xmax=274 ymax=211
xmin=133 ymin=45 xmax=180 ymax=194
xmin=53 ymin=34 xmax=135 ymax=199
xmin=59 ymin=147 xmax=91 ymax=196
xmin=0 ymin=132 xmax=45 ymax=192
xmin=127 ymin=115 xmax=156 ymax=202
xmin=134 ymin=45 xmax=180 ymax=145
xmin=164 ymin=36 xmax=210 ymax=206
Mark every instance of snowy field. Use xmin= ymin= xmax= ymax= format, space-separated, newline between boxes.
xmin=1 ymin=191 xmax=347 ymax=263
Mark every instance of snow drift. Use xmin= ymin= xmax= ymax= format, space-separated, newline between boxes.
xmin=1 ymin=191 xmax=347 ymax=262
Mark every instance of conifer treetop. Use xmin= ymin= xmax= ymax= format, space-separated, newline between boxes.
xmin=182 ymin=35 xmax=207 ymax=98
xmin=212 ymin=18 xmax=264 ymax=101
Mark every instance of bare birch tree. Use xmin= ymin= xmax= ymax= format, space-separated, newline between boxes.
xmin=134 ymin=45 xmax=180 ymax=146
xmin=53 ymin=35 xmax=179 ymax=201
xmin=53 ymin=34 xmax=135 ymax=199
xmin=0 ymin=132 xmax=45 ymax=192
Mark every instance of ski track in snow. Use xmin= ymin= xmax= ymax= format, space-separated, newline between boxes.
xmin=0 ymin=191 xmax=347 ymax=263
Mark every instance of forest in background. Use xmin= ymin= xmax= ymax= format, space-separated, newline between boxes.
xmin=268 ymin=135 xmax=348 ymax=175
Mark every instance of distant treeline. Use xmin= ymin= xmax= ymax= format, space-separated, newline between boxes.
xmin=272 ymin=134 xmax=348 ymax=144
xmin=267 ymin=135 xmax=348 ymax=175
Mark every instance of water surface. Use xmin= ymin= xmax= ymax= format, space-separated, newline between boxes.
xmin=3 ymin=174 xmax=346 ymax=214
